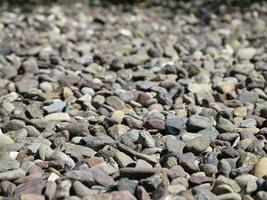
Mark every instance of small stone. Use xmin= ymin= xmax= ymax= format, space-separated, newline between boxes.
xmin=120 ymin=167 xmax=155 ymax=179
xmin=256 ymin=191 xmax=267 ymax=200
xmin=0 ymin=157 xmax=20 ymax=172
xmin=106 ymin=96 xmax=126 ymax=110
xmin=199 ymin=164 xmax=218 ymax=177
xmin=0 ymin=169 xmax=25 ymax=181
xmin=215 ymin=175 xmax=241 ymax=193
xmin=0 ymin=134 xmax=14 ymax=149
xmin=234 ymin=174 xmax=257 ymax=189
xmin=216 ymin=117 xmax=237 ymax=133
xmin=65 ymin=143 xmax=96 ymax=157
xmin=51 ymin=151 xmax=75 ymax=168
xmin=14 ymin=179 xmax=45 ymax=196
xmin=217 ymin=193 xmax=241 ymax=200
xmin=44 ymin=113 xmax=71 ymax=121
xmin=111 ymin=190 xmax=137 ymax=200
xmin=165 ymin=135 xmax=185 ymax=154
xmin=0 ymin=181 xmax=16 ymax=197
xmin=44 ymin=181 xmax=57 ymax=200
xmin=91 ymin=167 xmax=115 ymax=187
xmin=217 ymin=82 xmax=235 ymax=93
xmin=55 ymin=180 xmax=72 ymax=199
xmin=43 ymin=101 xmax=67 ymax=114
xmin=197 ymin=127 xmax=219 ymax=141
xmin=22 ymin=57 xmax=38 ymax=73
xmin=65 ymin=170 xmax=94 ymax=185
xmin=239 ymin=91 xmax=258 ymax=104
xmin=168 ymin=184 xmax=186 ymax=194
xmin=184 ymin=136 xmax=210 ymax=154
xmin=108 ymin=124 xmax=130 ymax=139
xmin=114 ymin=152 xmax=135 ymax=168
xmin=187 ymin=115 xmax=214 ymax=132
xmin=213 ymin=184 xmax=235 ymax=195
xmin=21 ymin=194 xmax=45 ymax=200
xmin=72 ymin=181 xmax=93 ymax=197
xmin=81 ymin=135 xmax=114 ymax=150
xmin=2 ymin=119 xmax=26 ymax=132
xmin=188 ymin=83 xmax=212 ymax=93
xmin=111 ymin=111 xmax=125 ymax=123
xmin=165 ymin=117 xmax=185 ymax=135
xmin=254 ymin=157 xmax=267 ymax=178
xmin=233 ymin=107 xmax=247 ymax=118
xmin=16 ymin=79 xmax=39 ymax=93
xmin=117 ymin=178 xmax=138 ymax=194
xmin=39 ymin=82 xmax=53 ymax=92
xmin=26 ymin=104 xmax=43 ymax=119
xmin=144 ymin=119 xmax=165 ymax=130
xmin=237 ymin=47 xmax=256 ymax=60
xmin=260 ymin=107 xmax=267 ymax=118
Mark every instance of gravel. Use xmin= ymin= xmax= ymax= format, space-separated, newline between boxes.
xmin=0 ymin=0 xmax=266 ymax=199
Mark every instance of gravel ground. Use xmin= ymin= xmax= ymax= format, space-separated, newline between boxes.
xmin=0 ymin=1 xmax=267 ymax=200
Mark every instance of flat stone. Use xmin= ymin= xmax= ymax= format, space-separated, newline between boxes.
xmin=187 ymin=115 xmax=214 ymax=132
xmin=188 ymin=83 xmax=212 ymax=93
xmin=108 ymin=124 xmax=130 ymax=139
xmin=65 ymin=170 xmax=94 ymax=185
xmin=0 ymin=169 xmax=25 ymax=181
xmin=234 ymin=174 xmax=257 ymax=189
xmin=44 ymin=113 xmax=71 ymax=121
xmin=165 ymin=135 xmax=185 ymax=154
xmin=184 ymin=136 xmax=210 ymax=154
xmin=14 ymin=179 xmax=45 ymax=197
xmin=0 ymin=157 xmax=20 ymax=172
xmin=120 ymin=167 xmax=155 ymax=179
xmin=16 ymin=79 xmax=39 ymax=93
xmin=215 ymin=175 xmax=241 ymax=193
xmin=51 ymin=151 xmax=75 ymax=168
xmin=65 ymin=143 xmax=96 ymax=157
xmin=254 ymin=157 xmax=267 ymax=178
xmin=21 ymin=194 xmax=45 ymax=200
xmin=239 ymin=91 xmax=258 ymax=104
xmin=43 ymin=101 xmax=67 ymax=114
xmin=237 ymin=47 xmax=256 ymax=60
xmin=114 ymin=151 xmax=135 ymax=168
xmin=197 ymin=127 xmax=219 ymax=140
xmin=106 ymin=96 xmax=126 ymax=110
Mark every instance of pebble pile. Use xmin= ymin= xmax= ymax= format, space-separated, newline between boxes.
xmin=0 ymin=1 xmax=267 ymax=200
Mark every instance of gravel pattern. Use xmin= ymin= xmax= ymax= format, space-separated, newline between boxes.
xmin=0 ymin=1 xmax=267 ymax=200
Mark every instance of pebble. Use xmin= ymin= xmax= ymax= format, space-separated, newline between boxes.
xmin=237 ymin=47 xmax=256 ymax=60
xmin=187 ymin=115 xmax=214 ymax=131
xmin=44 ymin=112 xmax=71 ymax=121
xmin=39 ymin=82 xmax=53 ymax=92
xmin=253 ymin=157 xmax=267 ymax=178
xmin=115 ymin=152 xmax=135 ymax=168
xmin=184 ymin=136 xmax=210 ymax=154
xmin=0 ymin=169 xmax=26 ymax=181
xmin=165 ymin=116 xmax=185 ymax=135
xmin=43 ymin=101 xmax=67 ymax=114
xmin=188 ymin=83 xmax=212 ymax=93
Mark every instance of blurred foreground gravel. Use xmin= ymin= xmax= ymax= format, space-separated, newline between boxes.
xmin=0 ymin=1 xmax=267 ymax=200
